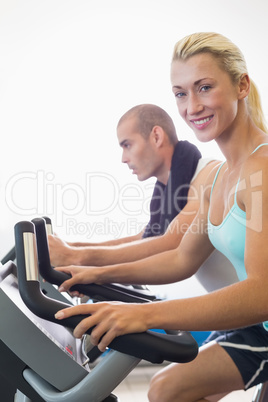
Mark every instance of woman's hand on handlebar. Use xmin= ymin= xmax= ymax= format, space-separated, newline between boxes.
xmin=54 ymin=301 xmax=149 ymax=352
xmin=55 ymin=265 xmax=99 ymax=295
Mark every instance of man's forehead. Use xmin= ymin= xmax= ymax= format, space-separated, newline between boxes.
xmin=118 ymin=115 xmax=137 ymax=131
xmin=117 ymin=117 xmax=143 ymax=144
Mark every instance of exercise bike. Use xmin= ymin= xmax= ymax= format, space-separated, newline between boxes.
xmin=0 ymin=218 xmax=198 ymax=401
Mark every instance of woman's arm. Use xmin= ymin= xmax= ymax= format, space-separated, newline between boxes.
xmin=49 ymin=161 xmax=219 ymax=267
xmin=55 ymin=155 xmax=268 ymax=351
xmin=55 ymin=184 xmax=214 ymax=291
xmin=54 ymin=277 xmax=264 ymax=352
xmin=56 ymin=225 xmax=268 ymax=352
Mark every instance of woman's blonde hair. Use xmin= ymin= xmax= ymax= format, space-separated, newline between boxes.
xmin=172 ymin=32 xmax=267 ymax=133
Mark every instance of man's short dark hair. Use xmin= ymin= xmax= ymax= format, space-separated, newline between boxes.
xmin=117 ymin=104 xmax=178 ymax=145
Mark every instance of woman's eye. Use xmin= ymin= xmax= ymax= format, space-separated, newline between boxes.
xmin=175 ymin=92 xmax=186 ymax=98
xmin=200 ymin=85 xmax=211 ymax=92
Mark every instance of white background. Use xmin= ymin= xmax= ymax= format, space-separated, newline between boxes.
xmin=1 ymin=0 xmax=267 ymax=297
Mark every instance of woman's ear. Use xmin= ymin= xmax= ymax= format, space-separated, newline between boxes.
xmin=238 ymin=73 xmax=250 ymax=100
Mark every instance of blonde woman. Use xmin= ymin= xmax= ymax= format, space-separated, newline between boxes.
xmin=55 ymin=33 xmax=268 ymax=401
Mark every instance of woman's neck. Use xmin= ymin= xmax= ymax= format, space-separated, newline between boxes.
xmin=215 ymin=111 xmax=265 ymax=170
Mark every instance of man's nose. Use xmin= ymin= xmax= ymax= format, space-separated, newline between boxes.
xmin=121 ymin=150 xmax=128 ymax=163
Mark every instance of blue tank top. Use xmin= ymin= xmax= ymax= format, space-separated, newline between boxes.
xmin=207 ymin=143 xmax=268 ymax=330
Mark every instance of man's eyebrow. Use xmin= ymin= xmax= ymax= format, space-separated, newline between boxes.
xmin=119 ymin=139 xmax=128 ymax=147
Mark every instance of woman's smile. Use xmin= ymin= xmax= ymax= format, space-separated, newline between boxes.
xmin=189 ymin=115 xmax=214 ymax=130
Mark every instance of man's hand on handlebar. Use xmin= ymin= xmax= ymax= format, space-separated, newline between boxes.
xmin=48 ymin=234 xmax=76 ymax=267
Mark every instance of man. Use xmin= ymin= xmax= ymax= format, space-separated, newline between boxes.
xmin=49 ymin=104 xmax=238 ymax=291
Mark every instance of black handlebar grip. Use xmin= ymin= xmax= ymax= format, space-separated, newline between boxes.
xmin=17 ymin=279 xmax=198 ymax=364
xmin=14 ymin=220 xmax=198 ymax=364
xmin=31 ymin=218 xmax=150 ymax=303
xmin=14 ymin=221 xmax=38 ymax=285
xmin=42 ymin=216 xmax=53 ymax=235
xmin=42 ymin=216 xmax=52 ymax=225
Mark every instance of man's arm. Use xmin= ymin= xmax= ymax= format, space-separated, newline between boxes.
xmin=48 ymin=161 xmax=220 ymax=267
xmin=68 ymin=231 xmax=144 ymax=247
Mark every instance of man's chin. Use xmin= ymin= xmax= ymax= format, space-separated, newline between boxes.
xmin=137 ymin=174 xmax=149 ymax=182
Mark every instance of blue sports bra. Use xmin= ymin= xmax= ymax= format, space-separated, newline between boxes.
xmin=207 ymin=143 xmax=268 ymax=329
xmin=208 ymin=164 xmax=247 ymax=281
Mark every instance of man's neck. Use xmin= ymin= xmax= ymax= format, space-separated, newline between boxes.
xmin=156 ymin=143 xmax=177 ymax=185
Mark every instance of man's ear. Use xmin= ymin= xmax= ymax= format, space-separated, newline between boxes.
xmin=150 ymin=126 xmax=165 ymax=148
xmin=238 ymin=74 xmax=250 ymax=100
